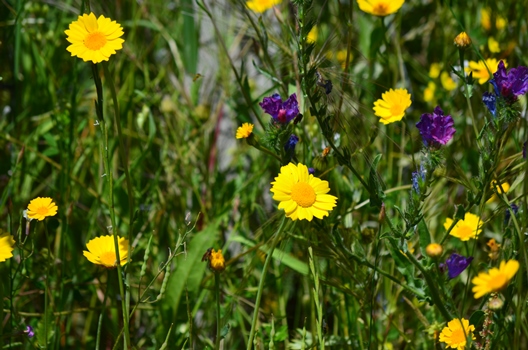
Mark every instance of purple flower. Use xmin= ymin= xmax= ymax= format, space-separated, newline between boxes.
xmin=259 ymin=93 xmax=299 ymax=124
xmin=482 ymin=92 xmax=497 ymax=117
xmin=308 ymin=167 xmax=315 ymax=175
xmin=445 ymin=253 xmax=473 ymax=279
xmin=416 ymin=106 xmax=456 ymax=148
xmin=25 ymin=325 xmax=34 ymax=338
xmin=284 ymin=134 xmax=299 ymax=152
xmin=483 ymin=61 xmax=528 ymax=115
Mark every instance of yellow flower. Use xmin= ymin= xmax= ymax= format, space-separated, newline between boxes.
xmin=466 ymin=59 xmax=505 ymax=85
xmin=270 ymin=163 xmax=337 ymax=221
xmin=423 ymin=82 xmax=436 ymax=103
xmin=472 ymin=260 xmax=519 ymax=298
xmin=481 ymin=8 xmax=506 ymax=31
xmin=246 ymin=0 xmax=282 ymax=13
xmin=488 ymin=37 xmax=500 ymax=53
xmin=357 ymin=0 xmax=404 ymax=17
xmin=83 ymin=235 xmax=130 ymax=268
xmin=453 ymin=32 xmax=471 ymax=48
xmin=486 ymin=181 xmax=510 ymax=203
xmin=0 ymin=230 xmax=16 ymax=262
xmin=429 ymin=63 xmax=441 ymax=79
xmin=307 ymin=26 xmax=318 ymax=43
xmin=444 ymin=213 xmax=482 ymax=241
xmin=27 ymin=197 xmax=58 ymax=221
xmin=425 ymin=243 xmax=443 ymax=259
xmin=373 ymin=88 xmax=412 ymax=125
xmin=65 ymin=13 xmax=125 ymax=63
xmin=439 ymin=318 xmax=475 ymax=350
xmin=236 ymin=122 xmax=254 ymax=139
xmin=440 ymin=72 xmax=457 ymax=91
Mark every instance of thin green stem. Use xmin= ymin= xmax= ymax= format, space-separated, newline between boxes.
xmin=247 ymin=216 xmax=288 ymax=350
xmin=214 ymin=273 xmax=221 ymax=350
xmin=43 ymin=222 xmax=53 ymax=349
xmin=95 ymin=270 xmax=111 ymax=350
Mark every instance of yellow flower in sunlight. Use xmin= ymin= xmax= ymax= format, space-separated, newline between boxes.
xmin=472 ymin=260 xmax=519 ymax=298
xmin=0 ymin=230 xmax=16 ymax=262
xmin=246 ymin=0 xmax=282 ymax=13
xmin=488 ymin=37 xmax=500 ymax=53
xmin=373 ymin=88 xmax=412 ymax=125
xmin=440 ymin=72 xmax=457 ymax=91
xmin=307 ymin=26 xmax=318 ymax=43
xmin=27 ymin=197 xmax=58 ymax=221
xmin=466 ymin=59 xmax=505 ymax=85
xmin=83 ymin=235 xmax=129 ymax=268
xmin=439 ymin=318 xmax=475 ymax=350
xmin=270 ymin=163 xmax=337 ymax=221
xmin=429 ymin=63 xmax=441 ymax=79
xmin=487 ymin=181 xmax=510 ymax=203
xmin=424 ymin=82 xmax=436 ymax=103
xmin=357 ymin=0 xmax=404 ymax=16
xmin=236 ymin=123 xmax=254 ymax=139
xmin=481 ymin=8 xmax=506 ymax=31
xmin=65 ymin=13 xmax=125 ymax=63
xmin=444 ymin=213 xmax=482 ymax=241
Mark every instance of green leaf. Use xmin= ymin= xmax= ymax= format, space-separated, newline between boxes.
xmin=469 ymin=310 xmax=485 ymax=328
xmin=417 ymin=219 xmax=432 ymax=250
xmin=36 ymin=311 xmax=54 ymax=348
xmin=368 ymin=154 xmax=386 ymax=209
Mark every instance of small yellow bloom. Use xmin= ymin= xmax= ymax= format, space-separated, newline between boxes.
xmin=65 ymin=13 xmax=125 ymax=63
xmin=357 ymin=0 xmax=404 ymax=17
xmin=236 ymin=122 xmax=254 ymax=139
xmin=210 ymin=249 xmax=226 ymax=272
xmin=27 ymin=197 xmax=58 ymax=221
xmin=429 ymin=63 xmax=441 ymax=79
xmin=440 ymin=72 xmax=457 ymax=91
xmin=0 ymin=230 xmax=16 ymax=262
xmin=373 ymin=88 xmax=412 ymax=125
xmin=472 ymin=260 xmax=519 ymax=298
xmin=488 ymin=37 xmax=500 ymax=53
xmin=425 ymin=243 xmax=443 ymax=259
xmin=83 ymin=235 xmax=130 ymax=268
xmin=487 ymin=181 xmax=510 ymax=203
xmin=481 ymin=8 xmax=506 ymax=31
xmin=487 ymin=238 xmax=501 ymax=260
xmin=246 ymin=0 xmax=282 ymax=13
xmin=307 ymin=26 xmax=318 ymax=44
xmin=454 ymin=32 xmax=471 ymax=48
xmin=270 ymin=163 xmax=337 ymax=221
xmin=423 ymin=82 xmax=436 ymax=103
xmin=439 ymin=318 xmax=475 ymax=350
xmin=444 ymin=213 xmax=482 ymax=241
xmin=466 ymin=59 xmax=505 ymax=85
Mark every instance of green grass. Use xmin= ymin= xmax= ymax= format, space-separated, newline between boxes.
xmin=1 ymin=0 xmax=528 ymax=348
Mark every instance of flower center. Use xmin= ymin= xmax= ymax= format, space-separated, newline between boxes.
xmin=35 ymin=206 xmax=50 ymax=215
xmin=84 ymin=32 xmax=107 ymax=51
xmin=458 ymin=224 xmax=473 ymax=239
xmin=390 ymin=103 xmax=405 ymax=116
xmin=450 ymin=328 xmax=466 ymax=345
xmin=373 ymin=3 xmax=389 ymax=16
xmin=277 ymin=109 xmax=287 ymax=123
xmin=100 ymin=251 xmax=117 ymax=266
xmin=290 ymin=182 xmax=316 ymax=208
xmin=488 ymin=273 xmax=508 ymax=291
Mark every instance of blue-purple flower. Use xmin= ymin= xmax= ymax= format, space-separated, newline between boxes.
xmin=259 ymin=93 xmax=299 ymax=124
xmin=445 ymin=253 xmax=473 ymax=279
xmin=483 ymin=61 xmax=528 ymax=116
xmin=416 ymin=106 xmax=456 ymax=148
xmin=284 ymin=134 xmax=299 ymax=152
xmin=25 ymin=325 xmax=34 ymax=338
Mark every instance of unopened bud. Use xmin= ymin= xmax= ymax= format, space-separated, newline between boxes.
xmin=454 ymin=32 xmax=471 ymax=48
xmin=425 ymin=243 xmax=443 ymax=259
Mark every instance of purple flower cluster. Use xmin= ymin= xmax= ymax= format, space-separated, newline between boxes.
xmin=483 ymin=61 xmax=528 ymax=116
xmin=441 ymin=253 xmax=473 ymax=279
xmin=259 ymin=93 xmax=299 ymax=124
xmin=416 ymin=106 xmax=456 ymax=148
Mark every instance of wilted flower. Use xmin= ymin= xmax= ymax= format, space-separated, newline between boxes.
xmin=439 ymin=318 xmax=475 ymax=350
xmin=416 ymin=106 xmax=456 ymax=148
xmin=373 ymin=88 xmax=412 ymax=124
xmin=487 ymin=238 xmax=501 ymax=261
xmin=259 ymin=93 xmax=299 ymax=124
xmin=472 ymin=260 xmax=519 ymax=298
xmin=445 ymin=253 xmax=473 ymax=279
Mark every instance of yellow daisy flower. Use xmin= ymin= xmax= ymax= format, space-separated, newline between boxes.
xmin=466 ymin=58 xmax=505 ymax=85
xmin=423 ymin=82 xmax=436 ymax=103
xmin=481 ymin=8 xmax=506 ymax=31
xmin=439 ymin=318 xmax=475 ymax=350
xmin=27 ymin=197 xmax=58 ymax=221
xmin=356 ymin=0 xmax=405 ymax=17
xmin=204 ymin=248 xmax=226 ymax=272
xmin=373 ymin=88 xmax=412 ymax=125
xmin=83 ymin=235 xmax=130 ymax=268
xmin=472 ymin=260 xmax=519 ymax=299
xmin=0 ymin=230 xmax=16 ymax=262
xmin=440 ymin=72 xmax=457 ymax=91
xmin=65 ymin=13 xmax=125 ymax=63
xmin=236 ymin=122 xmax=254 ymax=139
xmin=270 ymin=163 xmax=337 ymax=221
xmin=246 ymin=0 xmax=282 ymax=13
xmin=443 ymin=213 xmax=482 ymax=241
xmin=488 ymin=37 xmax=500 ymax=53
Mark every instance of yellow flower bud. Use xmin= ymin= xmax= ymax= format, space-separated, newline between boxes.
xmin=454 ymin=32 xmax=471 ymax=48
xmin=425 ymin=243 xmax=443 ymax=258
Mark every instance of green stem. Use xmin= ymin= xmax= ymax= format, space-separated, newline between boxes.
xmin=44 ymin=223 xmax=52 ymax=349
xmin=95 ymin=270 xmax=111 ymax=350
xmin=214 ymin=273 xmax=221 ymax=350
xmin=247 ymin=216 xmax=288 ymax=350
